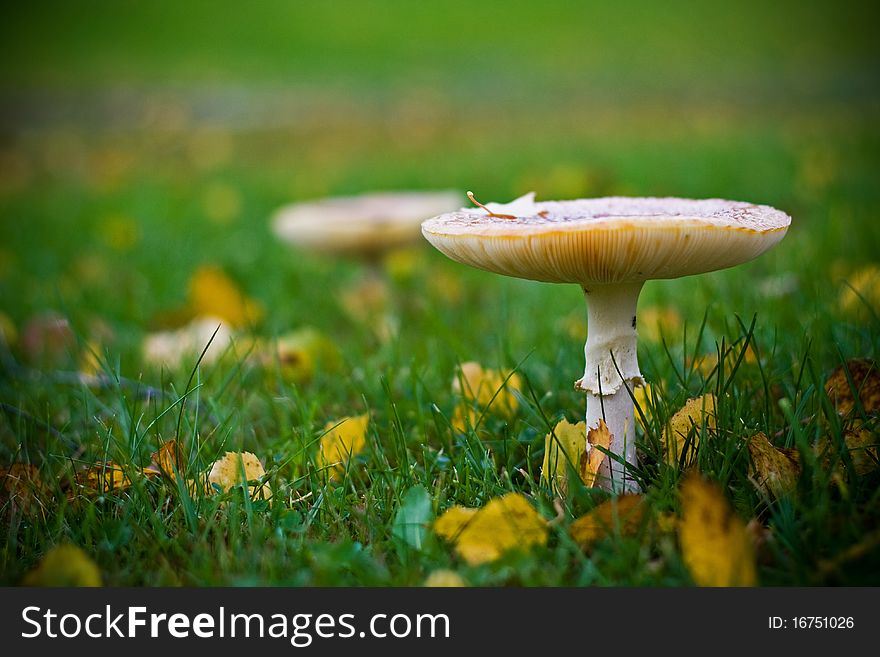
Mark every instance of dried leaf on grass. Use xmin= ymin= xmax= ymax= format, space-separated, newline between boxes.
xmin=451 ymin=361 xmax=521 ymax=433
xmin=825 ymin=359 xmax=880 ymax=417
xmin=664 ymin=394 xmax=716 ymax=466
xmin=747 ymin=432 xmax=801 ymax=497
xmin=151 ymin=439 xmax=184 ymax=480
xmin=541 ymin=419 xmax=585 ymax=494
xmin=541 ymin=419 xmax=612 ymax=493
xmin=581 ymin=420 xmax=612 ymax=489
xmin=569 ymin=495 xmax=645 ymax=550
xmin=318 ymin=414 xmax=369 ymax=481
xmin=188 ymin=265 xmax=264 ymax=328
xmin=679 ymin=475 xmax=757 ymax=587
xmin=207 ymin=451 xmax=272 ymax=499
xmin=433 ymin=492 xmax=547 ymax=565
xmin=78 ymin=461 xmax=134 ymax=494
xmin=817 ymin=423 xmax=879 ymax=477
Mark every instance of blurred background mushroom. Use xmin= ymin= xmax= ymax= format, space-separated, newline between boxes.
xmin=272 ymin=190 xmax=462 ymax=341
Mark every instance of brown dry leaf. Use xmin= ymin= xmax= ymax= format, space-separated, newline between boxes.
xmin=79 ymin=461 xmax=133 ymax=494
xmin=843 ymin=426 xmax=879 ymax=475
xmin=22 ymin=545 xmax=102 ymax=587
xmin=818 ymin=424 xmax=879 ymax=477
xmin=207 ymin=451 xmax=272 ymax=499
xmin=318 ymin=414 xmax=369 ymax=480
xmin=1 ymin=463 xmax=49 ymax=513
xmin=663 ymin=394 xmax=717 ymax=466
xmin=679 ymin=475 xmax=757 ymax=587
xmin=747 ymin=432 xmax=801 ymax=498
xmin=580 ymin=420 xmax=612 ymax=488
xmin=433 ymin=492 xmax=547 ymax=566
xmin=569 ymin=495 xmax=645 ymax=550
xmin=188 ymin=265 xmax=264 ymax=329
xmin=825 ymin=359 xmax=880 ymax=416
xmin=451 ymin=361 xmax=521 ymax=432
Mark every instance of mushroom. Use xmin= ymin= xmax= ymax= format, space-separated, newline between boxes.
xmin=422 ymin=193 xmax=791 ymax=492
xmin=272 ymin=190 xmax=463 ymax=340
xmin=272 ymin=190 xmax=463 ymax=261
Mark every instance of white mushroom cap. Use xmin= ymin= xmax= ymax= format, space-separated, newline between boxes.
xmin=272 ymin=190 xmax=463 ymax=257
xmin=421 ymin=194 xmax=791 ymax=285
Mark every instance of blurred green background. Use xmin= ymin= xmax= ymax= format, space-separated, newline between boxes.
xmin=1 ymin=0 xmax=878 ymax=364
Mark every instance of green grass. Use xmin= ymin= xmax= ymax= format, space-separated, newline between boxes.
xmin=1 ymin=0 xmax=879 ymax=586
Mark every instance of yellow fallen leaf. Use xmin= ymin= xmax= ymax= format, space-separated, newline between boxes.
xmin=433 ymin=506 xmax=478 ymax=540
xmin=633 ymin=383 xmax=653 ymax=428
xmin=747 ymin=432 xmax=801 ymax=497
xmin=569 ymin=495 xmax=645 ymax=550
xmin=824 ymin=359 xmax=880 ymax=417
xmin=541 ymin=419 xmax=586 ymax=494
xmin=151 ymin=439 xmax=184 ymax=480
xmin=679 ymin=475 xmax=757 ymax=587
xmin=638 ymin=306 xmax=683 ymax=343
xmin=433 ymin=492 xmax=547 ymax=566
xmin=22 ymin=545 xmax=102 ymax=587
xmin=207 ymin=451 xmax=272 ymax=499
xmin=423 ymin=570 xmax=467 ymax=587
xmin=451 ymin=361 xmax=521 ymax=432
xmin=838 ymin=264 xmax=880 ymax=315
xmin=318 ymin=414 xmax=369 ymax=480
xmin=188 ymin=265 xmax=264 ymax=329
xmin=79 ymin=461 xmax=133 ymax=494
xmin=1 ymin=463 xmax=49 ymax=513
xmin=541 ymin=418 xmax=613 ymax=493
xmin=664 ymin=394 xmax=717 ymax=466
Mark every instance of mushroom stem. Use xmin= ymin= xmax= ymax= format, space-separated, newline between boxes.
xmin=576 ymin=281 xmax=645 ymax=493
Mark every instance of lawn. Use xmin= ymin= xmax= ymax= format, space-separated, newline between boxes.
xmin=1 ymin=0 xmax=879 ymax=586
